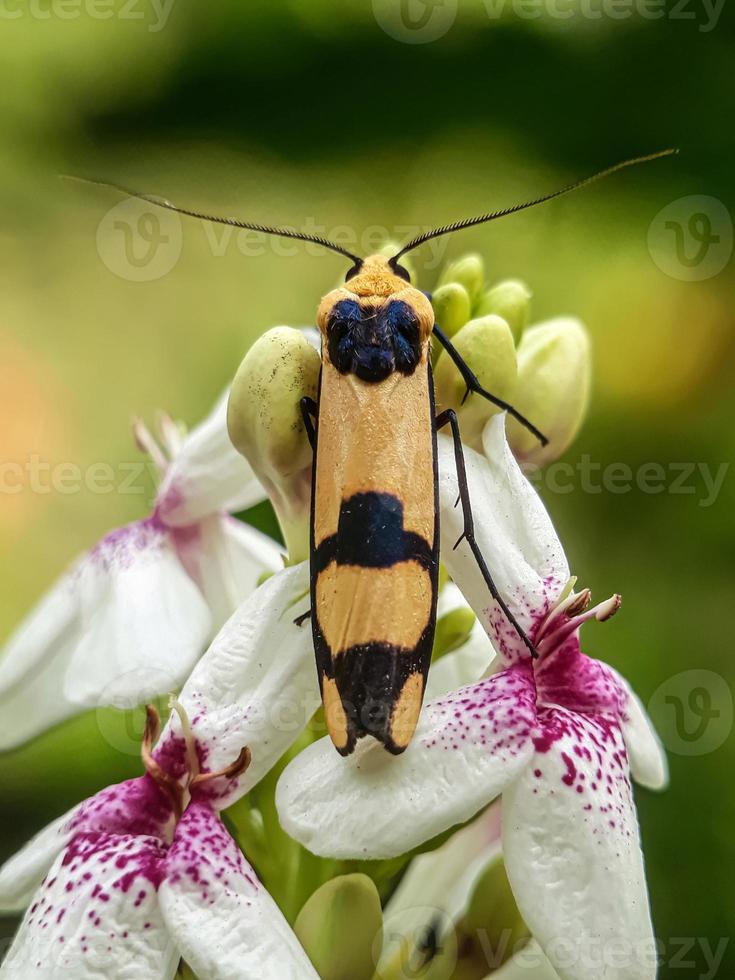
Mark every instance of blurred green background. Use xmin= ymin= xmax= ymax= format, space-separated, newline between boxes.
xmin=1 ymin=1 xmax=733 ymax=976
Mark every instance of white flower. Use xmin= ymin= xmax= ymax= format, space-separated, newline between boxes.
xmin=0 ymin=563 xmax=320 ymax=979
xmin=276 ymin=415 xmax=667 ymax=980
xmin=0 ymin=392 xmax=282 ymax=749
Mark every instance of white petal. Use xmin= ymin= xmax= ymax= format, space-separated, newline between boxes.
xmin=490 ymin=941 xmax=561 ymax=979
xmin=0 ymin=832 xmax=177 ymax=980
xmin=160 ymin=802 xmax=318 ymax=980
xmin=174 ymin=515 xmax=284 ymax=631
xmin=0 ymin=570 xmax=81 ymax=749
xmin=157 ymin=562 xmax=319 ymax=809
xmin=0 ymin=568 xmax=78 ymax=693
xmin=0 ymin=521 xmax=211 ymax=749
xmin=156 ymin=390 xmax=266 ymax=527
xmin=438 ymin=416 xmax=569 ymax=664
xmin=0 ymin=809 xmax=78 ymax=913
xmin=381 ymin=804 xmax=501 ymax=968
xmin=64 ymin=520 xmax=211 ymax=707
xmin=277 ymin=667 xmax=537 ymax=860
xmin=426 ymin=620 xmax=496 ymax=699
xmin=503 ymin=708 xmax=657 ymax=980
xmin=613 ymin=669 xmax=668 ymax=791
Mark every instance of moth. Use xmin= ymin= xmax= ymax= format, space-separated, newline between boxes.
xmin=77 ymin=148 xmax=676 ymax=756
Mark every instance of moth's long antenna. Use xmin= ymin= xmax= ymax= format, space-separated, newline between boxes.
xmin=391 ymin=148 xmax=679 ymax=263
xmin=62 ymin=175 xmax=363 ymax=265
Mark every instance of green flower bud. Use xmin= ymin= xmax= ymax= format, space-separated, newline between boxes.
xmin=506 ymin=317 xmax=591 ymax=467
xmin=431 ymin=283 xmax=472 ymax=339
xmin=474 ymin=279 xmax=531 ymax=342
xmin=433 ymin=315 xmax=517 ymax=451
xmin=438 ymin=253 xmax=485 ymax=303
xmin=228 ymin=327 xmax=320 ymax=564
xmin=295 ymin=874 xmax=383 ymax=980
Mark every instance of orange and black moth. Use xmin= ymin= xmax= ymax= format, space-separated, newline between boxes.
xmin=300 ymin=253 xmax=545 ymax=756
xmin=81 ymin=149 xmax=676 ymax=756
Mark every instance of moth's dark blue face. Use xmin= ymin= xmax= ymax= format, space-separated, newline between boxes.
xmin=326 ymin=298 xmax=422 ymax=382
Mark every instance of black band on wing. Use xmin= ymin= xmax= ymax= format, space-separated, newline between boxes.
xmin=325 ymin=632 xmax=433 ymax=755
xmin=314 ymin=491 xmax=433 ymax=573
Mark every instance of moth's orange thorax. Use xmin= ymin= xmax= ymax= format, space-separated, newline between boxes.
xmin=316 ymin=254 xmax=434 ymax=347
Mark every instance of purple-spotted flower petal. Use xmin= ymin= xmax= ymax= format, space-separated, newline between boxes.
xmin=0 ymin=390 xmax=282 ymax=750
xmin=503 ymin=707 xmax=656 ymax=980
xmin=159 ymin=802 xmax=319 ymax=979
xmin=277 ymin=666 xmax=536 ymax=860
xmin=0 ymin=810 xmax=79 ymax=915
xmin=0 ymin=780 xmax=315 ymax=979
xmin=0 ymin=681 xmax=317 ymax=980
xmin=0 ymin=828 xmax=177 ymax=980
xmin=0 ymin=553 xmax=325 ymax=976
xmin=0 ymin=773 xmax=178 ymax=979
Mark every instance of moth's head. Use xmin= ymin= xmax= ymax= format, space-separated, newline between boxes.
xmin=317 ymin=254 xmax=434 ymax=383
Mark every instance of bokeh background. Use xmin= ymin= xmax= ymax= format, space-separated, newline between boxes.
xmin=1 ymin=1 xmax=733 ymax=976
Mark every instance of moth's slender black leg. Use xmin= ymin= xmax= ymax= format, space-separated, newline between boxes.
xmin=436 ymin=408 xmax=539 ymax=659
xmin=295 ymin=395 xmax=317 ymax=627
xmin=432 ymin=324 xmax=548 ymax=447
xmin=300 ymin=396 xmax=318 ymax=451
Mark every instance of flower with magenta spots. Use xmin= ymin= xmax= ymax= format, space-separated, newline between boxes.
xmin=0 ymin=543 xmax=324 ymax=978
xmin=0 ymin=699 xmax=318 ymax=980
xmin=276 ymin=415 xmax=667 ymax=980
xmin=0 ymin=391 xmax=282 ymax=750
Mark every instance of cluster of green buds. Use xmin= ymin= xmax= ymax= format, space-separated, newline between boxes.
xmin=431 ymin=254 xmax=591 ymax=465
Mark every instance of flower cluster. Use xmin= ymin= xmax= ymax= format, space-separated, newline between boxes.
xmin=0 ymin=254 xmax=666 ymax=980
